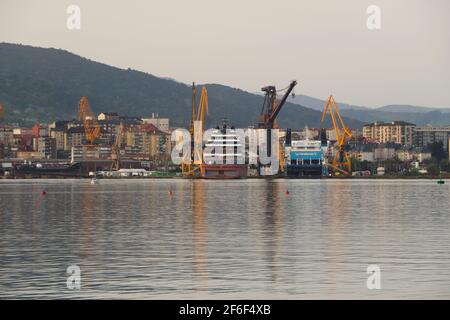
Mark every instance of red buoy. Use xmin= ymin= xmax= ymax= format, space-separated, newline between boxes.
xmin=285 ymin=190 xmax=290 ymax=196
xmin=168 ymin=190 xmax=173 ymax=197
xmin=41 ymin=191 xmax=47 ymax=196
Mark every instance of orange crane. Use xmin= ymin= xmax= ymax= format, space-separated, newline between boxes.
xmin=182 ymin=84 xmax=209 ymax=176
xmin=321 ymin=95 xmax=353 ymax=175
xmin=77 ymin=96 xmax=101 ymax=145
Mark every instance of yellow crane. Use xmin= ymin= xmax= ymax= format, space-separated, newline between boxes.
xmin=196 ymin=86 xmax=209 ymax=130
xmin=77 ymin=96 xmax=101 ymax=145
xmin=182 ymin=84 xmax=209 ymax=177
xmin=321 ymin=95 xmax=353 ymax=175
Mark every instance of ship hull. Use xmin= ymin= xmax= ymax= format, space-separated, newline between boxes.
xmin=14 ymin=162 xmax=82 ymax=178
xmin=201 ymin=164 xmax=247 ymax=179
xmin=286 ymin=164 xmax=324 ymax=178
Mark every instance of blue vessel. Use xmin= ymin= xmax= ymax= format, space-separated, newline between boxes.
xmin=285 ymin=129 xmax=328 ymax=177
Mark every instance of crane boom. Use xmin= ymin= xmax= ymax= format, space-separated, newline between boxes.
xmin=267 ymin=80 xmax=297 ymax=126
xmin=258 ymin=80 xmax=297 ymax=129
xmin=196 ymin=87 xmax=208 ymax=126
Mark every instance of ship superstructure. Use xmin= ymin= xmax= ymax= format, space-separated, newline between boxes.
xmin=202 ymin=120 xmax=247 ymax=179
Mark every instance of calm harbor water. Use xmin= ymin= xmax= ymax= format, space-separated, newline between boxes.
xmin=0 ymin=178 xmax=449 ymax=299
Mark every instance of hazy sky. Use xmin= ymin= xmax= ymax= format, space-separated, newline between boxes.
xmin=1 ymin=0 xmax=449 ymax=107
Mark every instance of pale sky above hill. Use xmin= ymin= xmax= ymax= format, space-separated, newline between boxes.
xmin=1 ymin=0 xmax=449 ymax=108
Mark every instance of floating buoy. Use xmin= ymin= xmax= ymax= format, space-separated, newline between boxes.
xmin=285 ymin=190 xmax=290 ymax=196
xmin=41 ymin=191 xmax=47 ymax=196
xmin=168 ymin=190 xmax=173 ymax=197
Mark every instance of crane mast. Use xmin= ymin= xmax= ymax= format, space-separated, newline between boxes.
xmin=189 ymin=82 xmax=197 ymax=137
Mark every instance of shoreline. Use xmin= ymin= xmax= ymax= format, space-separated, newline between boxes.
xmin=1 ymin=175 xmax=448 ymax=180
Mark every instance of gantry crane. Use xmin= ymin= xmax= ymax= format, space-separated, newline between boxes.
xmin=182 ymin=83 xmax=209 ymax=177
xmin=257 ymin=80 xmax=297 ymax=173
xmin=321 ymin=95 xmax=353 ymax=175
xmin=77 ymin=96 xmax=101 ymax=145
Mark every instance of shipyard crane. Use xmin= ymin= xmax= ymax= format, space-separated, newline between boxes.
xmin=182 ymin=82 xmax=197 ymax=176
xmin=321 ymin=95 xmax=353 ymax=175
xmin=257 ymin=80 xmax=297 ymax=173
xmin=77 ymin=96 xmax=101 ymax=145
xmin=257 ymin=80 xmax=297 ymax=129
xmin=182 ymin=84 xmax=209 ymax=176
xmin=111 ymin=122 xmax=125 ymax=171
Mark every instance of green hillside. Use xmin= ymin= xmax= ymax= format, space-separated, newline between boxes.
xmin=0 ymin=43 xmax=362 ymax=129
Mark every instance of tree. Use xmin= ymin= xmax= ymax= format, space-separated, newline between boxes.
xmin=428 ymin=141 xmax=447 ymax=162
xmin=439 ymin=159 xmax=449 ymax=172
xmin=426 ymin=162 xmax=440 ymax=176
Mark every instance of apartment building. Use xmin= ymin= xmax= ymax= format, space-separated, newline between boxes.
xmin=415 ymin=125 xmax=450 ymax=152
xmin=362 ymin=121 xmax=415 ymax=146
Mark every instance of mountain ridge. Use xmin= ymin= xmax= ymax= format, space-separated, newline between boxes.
xmin=1 ymin=42 xmax=449 ymax=128
xmin=289 ymin=95 xmax=450 ymax=114
xmin=0 ymin=42 xmax=363 ymax=129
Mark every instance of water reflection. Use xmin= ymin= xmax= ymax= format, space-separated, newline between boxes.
xmin=80 ymin=186 xmax=96 ymax=259
xmin=1 ymin=179 xmax=450 ymax=299
xmin=191 ymin=180 xmax=208 ymax=290
xmin=261 ymin=180 xmax=285 ymax=284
